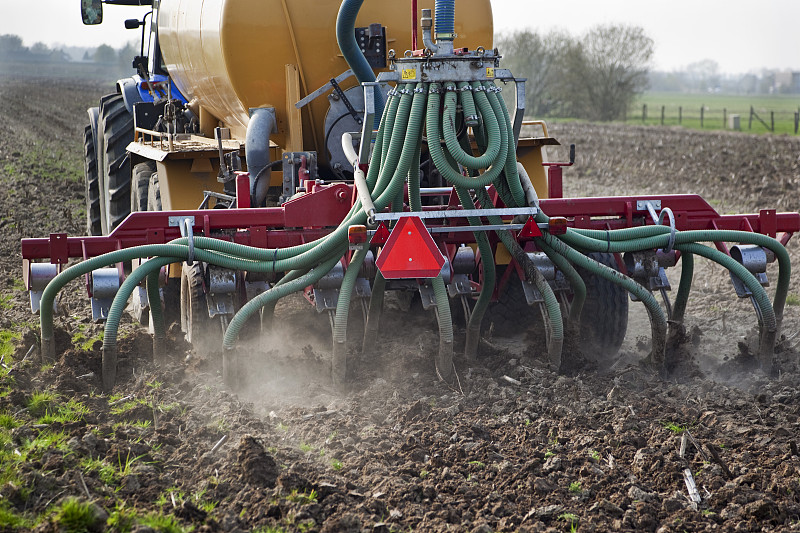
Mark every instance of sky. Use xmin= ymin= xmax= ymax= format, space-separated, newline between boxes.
xmin=1 ymin=0 xmax=798 ymax=74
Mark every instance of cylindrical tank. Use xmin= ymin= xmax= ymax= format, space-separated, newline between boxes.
xmin=158 ymin=0 xmax=493 ymax=157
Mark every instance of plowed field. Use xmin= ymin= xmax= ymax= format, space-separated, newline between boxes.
xmin=1 ymin=76 xmax=799 ymax=533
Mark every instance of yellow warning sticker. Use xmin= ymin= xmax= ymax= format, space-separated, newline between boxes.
xmin=401 ymin=68 xmax=417 ymax=80
xmin=486 ymin=67 xmax=495 ymax=78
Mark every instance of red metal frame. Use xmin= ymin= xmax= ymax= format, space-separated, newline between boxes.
xmin=21 ymin=179 xmax=800 ymax=291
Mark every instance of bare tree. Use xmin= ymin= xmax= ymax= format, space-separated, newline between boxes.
xmin=495 ymin=29 xmax=570 ymax=116
xmin=561 ymin=24 xmax=653 ymax=121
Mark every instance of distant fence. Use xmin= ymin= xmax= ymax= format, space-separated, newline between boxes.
xmin=631 ymin=104 xmax=800 ymax=135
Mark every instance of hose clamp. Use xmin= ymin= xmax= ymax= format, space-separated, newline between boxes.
xmin=413 ymin=86 xmax=427 ymax=94
xmin=459 ymin=84 xmax=473 ymax=92
xmin=444 ymin=84 xmax=458 ymax=92
xmin=487 ymin=85 xmax=502 ymax=93
xmin=428 ymin=86 xmax=441 ymax=94
xmin=473 ymin=85 xmax=486 ymax=92
xmin=387 ymin=89 xmax=399 ymax=97
xmin=398 ymin=87 xmax=413 ymax=95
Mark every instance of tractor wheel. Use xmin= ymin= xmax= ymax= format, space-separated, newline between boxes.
xmin=181 ymin=262 xmax=218 ymax=357
xmin=131 ymin=162 xmax=155 ymax=213
xmin=146 ymin=172 xmax=182 ymax=326
xmin=147 ymin=172 xmax=162 ymax=211
xmin=576 ymin=252 xmax=629 ymax=361
xmin=83 ymin=123 xmax=102 ymax=236
xmin=98 ymin=93 xmax=134 ymax=233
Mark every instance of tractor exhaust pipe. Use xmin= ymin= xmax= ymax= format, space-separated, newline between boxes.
xmin=246 ymin=107 xmax=277 ymax=207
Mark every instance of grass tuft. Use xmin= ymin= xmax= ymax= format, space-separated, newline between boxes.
xmin=52 ymin=497 xmax=97 ymax=533
xmin=27 ymin=390 xmax=59 ymax=417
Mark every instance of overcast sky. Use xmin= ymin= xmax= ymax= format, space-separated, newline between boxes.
xmin=1 ymin=0 xmax=797 ymax=74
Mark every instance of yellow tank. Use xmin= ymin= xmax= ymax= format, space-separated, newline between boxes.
xmin=157 ymin=0 xmax=494 ymax=155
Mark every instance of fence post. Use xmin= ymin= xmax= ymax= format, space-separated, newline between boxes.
xmin=749 ymin=106 xmax=753 ymax=130
xmin=661 ymin=105 xmax=665 ymax=125
xmin=771 ymin=111 xmax=774 ymax=132
xmin=679 ymin=106 xmax=682 ymax=125
xmin=723 ymin=108 xmax=727 ymax=129
xmin=794 ymin=111 xmax=799 ymax=134
xmin=642 ymin=104 xmax=647 ymax=123
xmin=700 ymin=106 xmax=704 ymax=128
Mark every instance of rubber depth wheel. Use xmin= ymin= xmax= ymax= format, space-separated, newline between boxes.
xmin=180 ymin=262 xmax=218 ymax=356
xmin=577 ymin=252 xmax=629 ymax=361
xmin=486 ymin=267 xmax=542 ymax=338
xmin=98 ymin=93 xmax=134 ymax=234
xmin=132 ymin=162 xmax=155 ymax=213
xmin=83 ymin=122 xmax=102 ymax=236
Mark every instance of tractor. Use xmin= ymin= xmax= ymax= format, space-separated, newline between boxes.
xmin=23 ymin=0 xmax=800 ymax=391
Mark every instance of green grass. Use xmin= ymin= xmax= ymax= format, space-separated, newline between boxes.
xmin=299 ymin=443 xmax=314 ymax=453
xmin=52 ymin=497 xmax=98 ymax=533
xmin=116 ymin=450 xmax=145 ymax=478
xmin=0 ymin=329 xmax=22 ymax=360
xmin=786 ymin=293 xmax=800 ymax=307
xmin=285 ymin=489 xmax=318 ymax=505
xmin=0 ymin=411 xmax=20 ymax=430
xmin=80 ymin=457 xmax=118 ymax=486
xmin=27 ymin=390 xmax=59 ymax=417
xmin=156 ymin=486 xmax=217 ymax=516
xmin=25 ymin=430 xmax=71 ymax=456
xmin=629 ymin=92 xmax=800 ymax=135
xmin=661 ymin=420 xmax=688 ymax=434
xmin=568 ymin=481 xmax=582 ymax=493
xmin=330 ymin=458 xmax=343 ymax=471
xmin=114 ymin=508 xmax=190 ymax=533
xmin=71 ymin=329 xmax=103 ymax=352
xmin=36 ymin=397 xmax=90 ymax=425
xmin=0 ymin=500 xmax=34 ymax=530
xmin=110 ymin=398 xmax=153 ymax=416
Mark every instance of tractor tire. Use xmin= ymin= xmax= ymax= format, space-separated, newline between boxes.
xmin=83 ymin=123 xmax=102 ymax=236
xmin=146 ymin=172 xmax=182 ymax=326
xmin=147 ymin=172 xmax=162 ymax=211
xmin=181 ymin=262 xmax=218 ymax=357
xmin=98 ymin=93 xmax=134 ymax=233
xmin=131 ymin=162 xmax=155 ymax=213
xmin=577 ymin=252 xmax=629 ymax=361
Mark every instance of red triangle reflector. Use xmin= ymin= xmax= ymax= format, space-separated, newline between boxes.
xmin=518 ymin=216 xmax=543 ymax=240
xmin=376 ymin=216 xmax=445 ymax=279
xmin=370 ymin=222 xmax=391 ymax=245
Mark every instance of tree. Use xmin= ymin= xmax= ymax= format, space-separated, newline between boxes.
xmin=93 ymin=44 xmax=116 ymax=64
xmin=495 ymin=29 xmax=571 ymax=117
xmin=0 ymin=34 xmax=25 ymax=58
xmin=561 ymin=24 xmax=654 ymax=121
xmin=117 ymin=41 xmax=137 ymax=70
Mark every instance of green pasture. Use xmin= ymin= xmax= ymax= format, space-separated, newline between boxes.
xmin=628 ymin=92 xmax=800 ymax=135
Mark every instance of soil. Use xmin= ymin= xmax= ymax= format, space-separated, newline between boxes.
xmin=1 ymin=75 xmax=800 ymax=533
